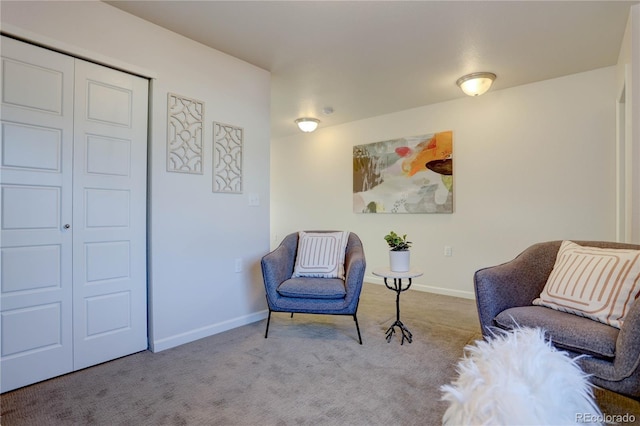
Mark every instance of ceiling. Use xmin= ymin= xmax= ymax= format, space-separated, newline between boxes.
xmin=106 ymin=1 xmax=637 ymax=138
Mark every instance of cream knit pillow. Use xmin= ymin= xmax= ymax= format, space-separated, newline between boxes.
xmin=292 ymin=231 xmax=349 ymax=279
xmin=533 ymin=240 xmax=640 ymax=328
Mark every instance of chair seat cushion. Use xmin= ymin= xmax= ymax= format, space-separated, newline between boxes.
xmin=494 ymin=306 xmax=619 ymax=360
xmin=277 ymin=277 xmax=346 ymax=300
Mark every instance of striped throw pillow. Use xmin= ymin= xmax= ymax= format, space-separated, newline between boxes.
xmin=533 ymin=240 xmax=640 ymax=328
xmin=292 ymin=231 xmax=350 ymax=279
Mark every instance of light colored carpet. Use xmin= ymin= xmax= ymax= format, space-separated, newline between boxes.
xmin=1 ymin=283 xmax=638 ymax=425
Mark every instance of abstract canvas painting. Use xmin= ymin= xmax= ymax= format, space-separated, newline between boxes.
xmin=353 ymin=130 xmax=453 ymax=213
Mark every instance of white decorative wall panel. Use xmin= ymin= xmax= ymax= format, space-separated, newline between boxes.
xmin=1 ymin=303 xmax=62 ymax=356
xmin=167 ymin=93 xmax=204 ymax=174
xmin=1 ymin=245 xmax=61 ymax=293
xmin=86 ymin=135 xmax=130 ymax=176
xmin=213 ymin=122 xmax=243 ymax=193
xmin=1 ymin=122 xmax=61 ymax=171
xmin=85 ymin=241 xmax=130 ymax=283
xmin=2 ymin=58 xmax=63 ymax=114
xmin=85 ymin=189 xmax=129 ymax=228
xmin=85 ymin=292 xmax=131 ymax=336
xmin=87 ymin=81 xmax=131 ymax=127
xmin=1 ymin=185 xmax=59 ymax=230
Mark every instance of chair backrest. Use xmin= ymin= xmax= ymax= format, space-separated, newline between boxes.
xmin=513 ymin=240 xmax=640 ymax=279
xmin=474 ymin=240 xmax=640 ymax=336
xmin=276 ymin=230 xmax=361 ymax=275
xmin=280 ymin=230 xmax=359 ymax=253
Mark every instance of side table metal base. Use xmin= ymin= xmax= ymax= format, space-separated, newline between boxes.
xmin=372 ymin=268 xmax=423 ymax=346
xmin=385 ymin=320 xmax=413 ymax=345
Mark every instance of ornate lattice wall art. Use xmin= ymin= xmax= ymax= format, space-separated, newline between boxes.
xmin=167 ymin=93 xmax=204 ymax=174
xmin=212 ymin=122 xmax=243 ymax=193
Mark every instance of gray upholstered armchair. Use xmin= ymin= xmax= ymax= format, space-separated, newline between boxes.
xmin=261 ymin=231 xmax=366 ymax=344
xmin=474 ymin=240 xmax=640 ymax=399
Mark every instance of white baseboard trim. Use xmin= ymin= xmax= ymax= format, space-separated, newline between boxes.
xmin=365 ymin=275 xmax=475 ymax=300
xmin=150 ymin=310 xmax=269 ymax=353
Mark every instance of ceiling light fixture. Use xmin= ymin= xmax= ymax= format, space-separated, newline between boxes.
xmin=295 ymin=117 xmax=320 ymax=133
xmin=456 ymin=72 xmax=496 ymax=97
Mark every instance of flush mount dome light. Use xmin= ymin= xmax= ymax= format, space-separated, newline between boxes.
xmin=295 ymin=117 xmax=320 ymax=133
xmin=456 ymin=72 xmax=496 ymax=97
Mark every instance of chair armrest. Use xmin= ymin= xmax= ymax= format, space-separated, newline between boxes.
xmin=474 ymin=241 xmax=562 ymax=335
xmin=261 ymin=234 xmax=297 ymax=296
xmin=344 ymin=234 xmax=366 ymax=305
xmin=614 ymin=298 xmax=640 ymax=378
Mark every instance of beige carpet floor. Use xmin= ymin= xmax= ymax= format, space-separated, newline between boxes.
xmin=1 ymin=282 xmax=638 ymax=425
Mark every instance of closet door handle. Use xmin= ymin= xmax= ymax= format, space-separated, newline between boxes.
xmin=63 ymin=224 xmax=71 ymax=229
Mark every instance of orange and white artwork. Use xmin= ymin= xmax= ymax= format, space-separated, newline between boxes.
xmin=353 ymin=130 xmax=453 ymax=213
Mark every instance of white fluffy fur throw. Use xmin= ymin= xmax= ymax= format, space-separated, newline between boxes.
xmin=441 ymin=327 xmax=603 ymax=425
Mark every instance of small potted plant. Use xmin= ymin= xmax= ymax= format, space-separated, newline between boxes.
xmin=384 ymin=231 xmax=412 ymax=272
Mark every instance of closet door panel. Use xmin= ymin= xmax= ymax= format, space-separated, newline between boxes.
xmin=0 ymin=36 xmax=74 ymax=393
xmin=72 ymin=60 xmax=148 ymax=370
xmin=1 ymin=36 xmax=149 ymax=392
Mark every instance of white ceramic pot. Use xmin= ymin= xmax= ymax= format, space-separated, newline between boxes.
xmin=389 ymin=250 xmax=410 ymax=272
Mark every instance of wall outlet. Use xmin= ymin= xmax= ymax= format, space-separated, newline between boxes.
xmin=248 ymin=193 xmax=260 ymax=206
xmin=444 ymin=246 xmax=453 ymax=257
xmin=235 ymin=258 xmax=242 ymax=273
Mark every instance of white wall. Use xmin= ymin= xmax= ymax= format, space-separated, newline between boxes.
xmin=1 ymin=1 xmax=271 ymax=351
xmin=2 ymin=1 xmax=630 ymax=349
xmin=272 ymin=67 xmax=617 ymax=298
xmin=616 ymin=4 xmax=640 ymax=243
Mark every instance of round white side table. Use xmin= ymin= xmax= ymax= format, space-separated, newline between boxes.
xmin=372 ymin=268 xmax=423 ymax=345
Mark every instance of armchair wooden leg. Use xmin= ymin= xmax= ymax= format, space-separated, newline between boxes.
xmin=265 ymin=310 xmax=272 ymax=339
xmin=354 ymin=314 xmax=363 ymax=345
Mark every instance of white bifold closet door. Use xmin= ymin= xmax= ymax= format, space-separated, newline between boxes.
xmin=1 ymin=36 xmax=148 ymax=392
